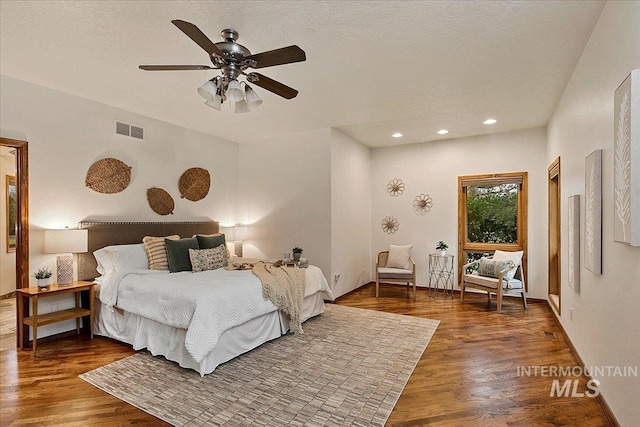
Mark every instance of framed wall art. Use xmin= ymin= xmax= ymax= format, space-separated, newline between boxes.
xmin=614 ymin=69 xmax=640 ymax=247
xmin=585 ymin=150 xmax=602 ymax=274
xmin=568 ymin=195 xmax=580 ymax=291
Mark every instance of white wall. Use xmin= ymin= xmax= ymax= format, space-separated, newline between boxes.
xmin=0 ymin=75 xmax=239 ymax=337
xmin=0 ymin=147 xmax=17 ymax=296
xmin=371 ymin=127 xmax=548 ymax=298
xmin=330 ymin=129 xmax=372 ymax=297
xmin=238 ymin=129 xmax=332 ymax=277
xmin=547 ymin=1 xmax=640 ymax=424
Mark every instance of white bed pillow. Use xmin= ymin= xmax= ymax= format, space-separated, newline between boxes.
xmin=93 ymin=247 xmax=113 ymax=276
xmin=386 ymin=244 xmax=413 ymax=270
xmin=492 ymin=250 xmax=523 ymax=280
xmin=93 ymin=243 xmax=149 ymax=275
xmin=110 ymin=244 xmax=149 ymax=271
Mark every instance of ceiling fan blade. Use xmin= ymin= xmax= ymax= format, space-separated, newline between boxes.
xmin=246 ymin=45 xmax=306 ymax=69
xmin=139 ymin=65 xmax=214 ymax=71
xmin=247 ymin=72 xmax=298 ymax=99
xmin=171 ymin=19 xmax=225 ymax=57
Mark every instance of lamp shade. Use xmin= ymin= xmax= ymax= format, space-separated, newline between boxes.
xmin=197 ymin=80 xmax=218 ymax=101
xmin=234 ymin=226 xmax=248 ymax=241
xmin=245 ymin=86 xmax=262 ymax=109
xmin=44 ymin=229 xmax=88 ymax=254
xmin=227 ymin=80 xmax=244 ymax=102
xmin=205 ymin=94 xmax=222 ymax=110
xmin=234 ymin=99 xmax=250 ymax=114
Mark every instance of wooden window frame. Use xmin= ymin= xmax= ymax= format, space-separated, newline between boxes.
xmin=457 ymin=172 xmax=528 ymax=282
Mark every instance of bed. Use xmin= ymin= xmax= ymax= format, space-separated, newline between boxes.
xmin=78 ymin=221 xmax=334 ymax=376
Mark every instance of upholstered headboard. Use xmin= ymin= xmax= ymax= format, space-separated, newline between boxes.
xmin=78 ymin=220 xmax=220 ymax=281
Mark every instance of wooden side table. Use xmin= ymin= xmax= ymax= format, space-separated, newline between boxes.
xmin=17 ymin=281 xmax=95 ymax=356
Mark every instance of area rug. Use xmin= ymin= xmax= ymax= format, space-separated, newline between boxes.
xmin=80 ymin=304 xmax=439 ymax=426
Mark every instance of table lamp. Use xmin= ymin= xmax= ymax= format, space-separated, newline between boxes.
xmin=44 ymin=228 xmax=88 ymax=285
xmin=230 ymin=224 xmax=248 ymax=257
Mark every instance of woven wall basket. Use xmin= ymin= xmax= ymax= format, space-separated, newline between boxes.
xmin=147 ymin=188 xmax=174 ymax=215
xmin=85 ymin=158 xmax=132 ymax=194
xmin=179 ymin=167 xmax=211 ymax=201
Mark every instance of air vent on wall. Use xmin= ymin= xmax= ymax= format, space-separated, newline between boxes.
xmin=115 ymin=121 xmax=144 ymax=140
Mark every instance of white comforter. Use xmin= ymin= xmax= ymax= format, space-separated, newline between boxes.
xmin=98 ymin=265 xmax=333 ymax=363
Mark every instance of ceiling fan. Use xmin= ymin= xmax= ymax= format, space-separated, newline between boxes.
xmin=139 ymin=20 xmax=306 ymax=113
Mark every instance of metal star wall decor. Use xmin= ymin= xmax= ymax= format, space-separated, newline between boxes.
xmin=413 ymin=193 xmax=433 ymax=215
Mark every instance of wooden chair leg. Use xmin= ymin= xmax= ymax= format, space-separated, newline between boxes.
xmin=496 ymin=289 xmax=502 ymax=313
xmin=521 ymin=292 xmax=528 ymax=308
xmin=376 ymin=276 xmax=379 ymax=297
xmin=460 ymin=284 xmax=465 ymax=303
xmin=413 ymin=282 xmax=416 ymax=299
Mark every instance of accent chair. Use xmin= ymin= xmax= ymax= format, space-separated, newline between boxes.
xmin=460 ymin=250 xmax=527 ymax=313
xmin=375 ymin=246 xmax=417 ymax=299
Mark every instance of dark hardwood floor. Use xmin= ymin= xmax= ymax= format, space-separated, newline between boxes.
xmin=0 ymin=284 xmax=611 ymax=426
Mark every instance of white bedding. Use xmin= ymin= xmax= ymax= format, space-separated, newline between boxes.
xmin=98 ymin=265 xmax=333 ymax=363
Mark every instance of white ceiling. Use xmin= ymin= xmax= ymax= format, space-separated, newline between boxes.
xmin=0 ymin=1 xmax=605 ymax=147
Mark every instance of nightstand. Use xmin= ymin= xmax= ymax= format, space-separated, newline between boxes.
xmin=17 ymin=281 xmax=95 ymax=356
xmin=428 ymin=254 xmax=455 ymax=298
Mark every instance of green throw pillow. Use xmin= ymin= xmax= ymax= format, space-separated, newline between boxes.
xmin=165 ymin=237 xmax=199 ymax=273
xmin=196 ymin=234 xmax=226 ymax=249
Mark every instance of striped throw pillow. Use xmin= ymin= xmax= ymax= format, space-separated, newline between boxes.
xmin=142 ymin=235 xmax=179 ymax=270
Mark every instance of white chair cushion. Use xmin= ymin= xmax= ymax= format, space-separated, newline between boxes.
xmin=387 ymin=244 xmax=413 ymax=269
xmin=464 ymin=273 xmax=523 ymax=290
xmin=492 ymin=250 xmax=523 ymax=280
xmin=378 ymin=267 xmax=413 ymax=280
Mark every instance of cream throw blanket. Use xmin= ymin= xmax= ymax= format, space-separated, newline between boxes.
xmin=251 ymin=261 xmax=306 ymax=334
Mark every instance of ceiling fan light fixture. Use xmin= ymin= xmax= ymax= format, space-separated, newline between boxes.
xmin=227 ymin=79 xmax=245 ymax=102
xmin=197 ymin=80 xmax=218 ymax=101
xmin=245 ymin=85 xmax=262 ymax=109
xmin=141 ymin=21 xmax=307 ymax=111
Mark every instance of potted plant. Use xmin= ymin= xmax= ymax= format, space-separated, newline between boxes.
xmin=436 ymin=241 xmax=448 ymax=256
xmin=33 ymin=267 xmax=53 ymax=289
xmin=292 ymin=247 xmax=303 ymax=261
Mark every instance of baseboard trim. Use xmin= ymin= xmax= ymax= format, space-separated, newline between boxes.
xmin=549 ymin=306 xmax=620 ymax=427
xmin=333 ymin=282 xmax=548 ymax=303
xmin=333 ymin=281 xmax=374 ymax=301
xmin=1 ymin=291 xmax=16 ymax=300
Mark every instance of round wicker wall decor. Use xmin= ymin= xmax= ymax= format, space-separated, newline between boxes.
xmin=85 ymin=158 xmax=131 ymax=194
xmin=147 ymin=188 xmax=174 ymax=215
xmin=178 ymin=167 xmax=211 ymax=201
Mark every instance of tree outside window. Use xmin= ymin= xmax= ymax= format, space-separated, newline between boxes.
xmin=458 ymin=173 xmax=527 ymax=279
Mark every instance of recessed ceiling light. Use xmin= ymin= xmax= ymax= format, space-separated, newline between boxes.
xmin=392 ymin=132 xmax=403 ymax=138
xmin=484 ymin=119 xmax=497 ymax=125
xmin=437 ymin=129 xmax=449 ymax=135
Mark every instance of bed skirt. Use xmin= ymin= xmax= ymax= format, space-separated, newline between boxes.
xmin=94 ymin=292 xmax=327 ymax=376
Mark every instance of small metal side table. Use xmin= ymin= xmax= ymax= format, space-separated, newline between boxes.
xmin=428 ymin=254 xmax=455 ymax=298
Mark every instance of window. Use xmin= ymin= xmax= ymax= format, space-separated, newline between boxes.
xmin=458 ymin=172 xmax=528 ymax=277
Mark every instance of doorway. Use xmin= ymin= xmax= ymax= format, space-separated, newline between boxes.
xmin=548 ymin=157 xmax=560 ymax=314
xmin=1 ymin=147 xmax=17 ymax=295
xmin=0 ymin=137 xmax=28 ymax=347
